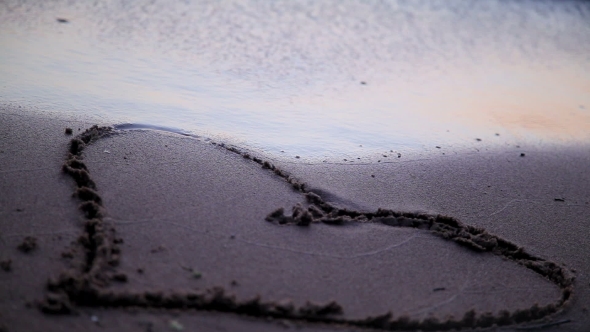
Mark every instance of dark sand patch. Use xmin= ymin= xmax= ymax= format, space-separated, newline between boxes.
xmin=17 ymin=236 xmax=38 ymax=253
xmin=0 ymin=259 xmax=12 ymax=272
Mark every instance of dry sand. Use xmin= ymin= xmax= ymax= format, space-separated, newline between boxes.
xmin=1 ymin=107 xmax=589 ymax=331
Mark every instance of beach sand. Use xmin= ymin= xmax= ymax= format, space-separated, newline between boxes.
xmin=1 ymin=107 xmax=589 ymax=331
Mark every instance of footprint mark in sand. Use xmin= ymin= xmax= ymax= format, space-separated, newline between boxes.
xmin=46 ymin=125 xmax=574 ymax=331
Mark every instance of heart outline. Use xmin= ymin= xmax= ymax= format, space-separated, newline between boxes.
xmin=44 ymin=125 xmax=574 ymax=331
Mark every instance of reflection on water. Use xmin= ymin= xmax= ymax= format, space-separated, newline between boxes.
xmin=0 ymin=0 xmax=589 ymax=160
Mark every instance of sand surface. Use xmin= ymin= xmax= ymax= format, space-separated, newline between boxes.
xmin=1 ymin=108 xmax=588 ymax=331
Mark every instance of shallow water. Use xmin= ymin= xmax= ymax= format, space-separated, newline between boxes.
xmin=1 ymin=0 xmax=589 ymax=161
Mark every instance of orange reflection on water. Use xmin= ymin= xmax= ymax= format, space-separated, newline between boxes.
xmin=312 ymin=60 xmax=590 ymax=145
xmin=449 ymin=64 xmax=590 ymax=141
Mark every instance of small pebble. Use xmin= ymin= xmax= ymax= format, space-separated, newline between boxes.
xmin=169 ymin=320 xmax=183 ymax=331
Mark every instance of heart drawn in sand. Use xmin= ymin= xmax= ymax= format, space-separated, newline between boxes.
xmin=45 ymin=125 xmax=574 ymax=331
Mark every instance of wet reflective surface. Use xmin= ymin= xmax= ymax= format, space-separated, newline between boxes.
xmin=1 ymin=0 xmax=589 ymax=160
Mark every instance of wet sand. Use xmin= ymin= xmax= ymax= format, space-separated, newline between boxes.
xmin=1 ymin=107 xmax=588 ymax=331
